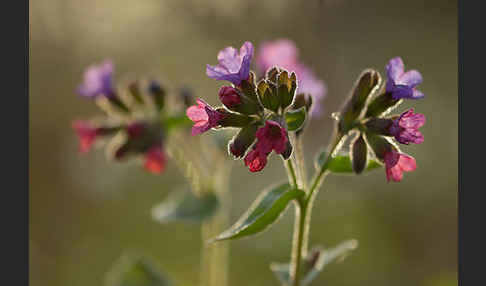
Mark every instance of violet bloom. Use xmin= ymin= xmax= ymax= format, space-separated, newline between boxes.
xmin=72 ymin=120 xmax=101 ymax=153
xmin=77 ymin=60 xmax=115 ymax=98
xmin=384 ymin=150 xmax=417 ymax=182
xmin=386 ymin=57 xmax=424 ymax=100
xmin=206 ymin=41 xmax=254 ymax=86
xmin=389 ymin=109 xmax=426 ymax=144
xmin=256 ymin=39 xmax=326 ymax=117
xmin=218 ymin=86 xmax=242 ymax=108
xmin=144 ymin=146 xmax=166 ymax=174
xmin=244 ymin=121 xmax=288 ymax=172
xmin=186 ymin=98 xmax=226 ymax=136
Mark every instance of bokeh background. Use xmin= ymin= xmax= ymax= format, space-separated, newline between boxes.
xmin=29 ymin=0 xmax=457 ymax=285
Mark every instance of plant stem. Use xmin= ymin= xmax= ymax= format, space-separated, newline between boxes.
xmin=285 ymin=159 xmax=299 ymax=189
xmin=290 ymin=200 xmax=306 ymax=286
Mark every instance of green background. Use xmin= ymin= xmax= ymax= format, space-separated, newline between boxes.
xmin=30 ymin=0 xmax=457 ymax=285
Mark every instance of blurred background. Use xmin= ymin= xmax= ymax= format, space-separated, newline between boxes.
xmin=29 ymin=0 xmax=457 ymax=285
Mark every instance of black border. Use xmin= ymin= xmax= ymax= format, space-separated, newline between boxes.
xmin=3 ymin=0 xmax=28 ymax=284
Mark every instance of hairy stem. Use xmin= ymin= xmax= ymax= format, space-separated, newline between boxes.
xmin=290 ymin=200 xmax=306 ymax=286
xmin=285 ymin=159 xmax=299 ymax=189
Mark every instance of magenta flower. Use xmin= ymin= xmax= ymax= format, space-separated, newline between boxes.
xmin=186 ymin=98 xmax=226 ymax=135
xmin=243 ymin=121 xmax=288 ymax=172
xmin=144 ymin=146 xmax=166 ymax=174
xmin=256 ymin=39 xmax=327 ymax=117
xmin=244 ymin=147 xmax=268 ymax=173
xmin=218 ymin=86 xmax=242 ymax=108
xmin=389 ymin=109 xmax=425 ymax=144
xmin=384 ymin=150 xmax=417 ymax=182
xmin=206 ymin=41 xmax=254 ymax=86
xmin=386 ymin=57 xmax=424 ymax=100
xmin=255 ymin=120 xmax=288 ymax=154
xmin=72 ymin=120 xmax=101 ymax=153
xmin=77 ymin=59 xmax=115 ymax=98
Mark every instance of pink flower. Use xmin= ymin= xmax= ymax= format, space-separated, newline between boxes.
xmin=256 ymin=39 xmax=326 ymax=117
xmin=389 ymin=109 xmax=426 ymax=145
xmin=72 ymin=120 xmax=101 ymax=153
xmin=144 ymin=146 xmax=166 ymax=174
xmin=243 ymin=121 xmax=288 ymax=172
xmin=384 ymin=150 xmax=417 ymax=182
xmin=244 ymin=147 xmax=268 ymax=172
xmin=218 ymin=86 xmax=242 ymax=108
xmin=186 ymin=99 xmax=226 ymax=135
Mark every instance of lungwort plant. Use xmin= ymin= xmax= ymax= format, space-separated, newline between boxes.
xmin=71 ymin=39 xmax=426 ymax=286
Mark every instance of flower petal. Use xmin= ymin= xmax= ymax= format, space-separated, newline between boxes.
xmin=397 ymin=70 xmax=423 ymax=87
xmin=386 ymin=57 xmax=404 ymax=81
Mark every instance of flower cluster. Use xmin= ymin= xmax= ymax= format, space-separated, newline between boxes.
xmin=338 ymin=57 xmax=426 ymax=182
xmin=188 ymin=41 xmax=305 ymax=172
xmin=73 ymin=60 xmax=190 ymax=174
xmin=256 ymin=39 xmax=327 ymax=117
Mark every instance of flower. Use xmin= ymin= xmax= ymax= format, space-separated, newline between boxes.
xmin=389 ymin=109 xmax=426 ymax=144
xmin=144 ymin=146 xmax=166 ymax=174
xmin=206 ymin=41 xmax=254 ymax=86
xmin=77 ymin=59 xmax=115 ymax=98
xmin=256 ymin=39 xmax=299 ymax=73
xmin=72 ymin=120 xmax=101 ymax=153
xmin=255 ymin=120 xmax=288 ymax=154
xmin=256 ymin=39 xmax=326 ymax=116
xmin=386 ymin=57 xmax=424 ymax=100
xmin=244 ymin=147 xmax=268 ymax=172
xmin=218 ymin=86 xmax=242 ymax=108
xmin=186 ymin=98 xmax=226 ymax=135
xmin=243 ymin=121 xmax=288 ymax=172
xmin=384 ymin=150 xmax=417 ymax=182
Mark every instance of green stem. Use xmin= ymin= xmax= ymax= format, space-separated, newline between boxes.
xmin=285 ymin=159 xmax=299 ymax=189
xmin=290 ymin=200 xmax=306 ymax=286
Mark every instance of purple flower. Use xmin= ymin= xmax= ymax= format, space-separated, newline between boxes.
xmin=256 ymin=39 xmax=326 ymax=117
xmin=77 ymin=59 xmax=115 ymax=98
xmin=186 ymin=98 xmax=226 ymax=135
xmin=386 ymin=57 xmax=424 ymax=100
xmin=389 ymin=109 xmax=426 ymax=144
xmin=206 ymin=42 xmax=254 ymax=86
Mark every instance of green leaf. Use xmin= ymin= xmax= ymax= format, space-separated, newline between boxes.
xmin=163 ymin=115 xmax=192 ymax=133
xmin=270 ymin=239 xmax=358 ymax=286
xmin=315 ymin=150 xmax=382 ymax=174
xmin=210 ymin=183 xmax=304 ymax=242
xmin=106 ymin=254 xmax=171 ymax=286
xmin=151 ymin=190 xmax=219 ymax=223
xmin=285 ymin=107 xmax=307 ymax=131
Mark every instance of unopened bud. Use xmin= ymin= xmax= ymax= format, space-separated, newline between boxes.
xmin=351 ymin=133 xmax=368 ymax=174
xmin=148 ymin=80 xmax=166 ymax=111
xmin=228 ymin=123 xmax=258 ymax=158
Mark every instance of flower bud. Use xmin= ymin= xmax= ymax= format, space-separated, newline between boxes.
xmin=364 ymin=117 xmax=394 ymax=136
xmin=219 ymin=86 xmax=259 ymax=115
xmin=338 ymin=69 xmax=381 ymax=134
xmin=128 ymin=81 xmax=144 ymax=104
xmin=257 ymin=80 xmax=280 ymax=112
xmin=351 ymin=133 xmax=367 ymax=174
xmin=148 ymin=80 xmax=166 ymax=111
xmin=228 ymin=123 xmax=258 ymax=158
xmin=180 ymin=86 xmax=195 ymax=107
xmin=364 ymin=92 xmax=401 ymax=118
xmin=217 ymin=108 xmax=253 ymax=128
xmin=364 ymin=132 xmax=396 ymax=162
xmin=277 ymin=70 xmax=297 ymax=110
